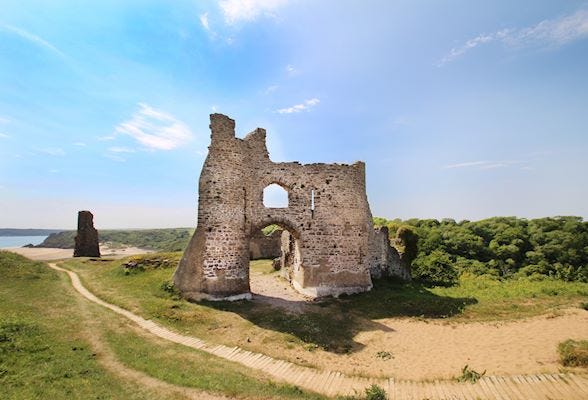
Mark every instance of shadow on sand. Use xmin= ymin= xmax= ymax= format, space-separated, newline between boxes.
xmin=200 ymin=278 xmax=477 ymax=355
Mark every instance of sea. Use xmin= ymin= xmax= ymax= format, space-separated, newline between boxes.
xmin=0 ymin=236 xmax=48 ymax=249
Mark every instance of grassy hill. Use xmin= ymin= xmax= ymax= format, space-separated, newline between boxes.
xmin=37 ymin=228 xmax=193 ymax=252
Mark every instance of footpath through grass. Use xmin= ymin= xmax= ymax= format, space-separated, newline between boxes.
xmin=0 ymin=251 xmax=326 ymax=400
xmin=64 ymin=254 xmax=588 ymax=360
xmin=0 ymin=251 xmax=156 ymax=399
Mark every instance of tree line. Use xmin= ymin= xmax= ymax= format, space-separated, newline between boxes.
xmin=374 ymin=216 xmax=588 ymax=285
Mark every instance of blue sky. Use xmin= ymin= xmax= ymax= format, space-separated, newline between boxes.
xmin=1 ymin=0 xmax=587 ymax=229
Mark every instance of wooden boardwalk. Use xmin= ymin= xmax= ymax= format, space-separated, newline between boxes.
xmin=49 ymin=263 xmax=588 ymax=399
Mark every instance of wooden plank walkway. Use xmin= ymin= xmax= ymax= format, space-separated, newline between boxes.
xmin=49 ymin=263 xmax=588 ymax=399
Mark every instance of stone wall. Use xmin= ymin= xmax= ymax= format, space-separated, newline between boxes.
xmin=370 ymin=227 xmax=411 ymax=280
xmin=249 ymin=229 xmax=282 ymax=260
xmin=174 ymin=114 xmax=409 ymax=301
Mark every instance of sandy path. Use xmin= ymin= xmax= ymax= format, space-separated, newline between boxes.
xmin=248 ymin=270 xmax=588 ymax=380
xmin=312 ymin=310 xmax=588 ymax=380
xmin=5 ymin=245 xmax=153 ymax=260
xmin=49 ymin=262 xmax=588 ymax=399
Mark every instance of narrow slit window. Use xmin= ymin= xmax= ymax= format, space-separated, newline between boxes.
xmin=311 ymin=189 xmax=315 ymax=211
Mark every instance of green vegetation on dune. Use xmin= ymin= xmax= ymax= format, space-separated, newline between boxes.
xmin=374 ymin=216 xmax=588 ymax=285
xmin=38 ymin=228 xmax=194 ymax=252
xmin=558 ymin=339 xmax=588 ymax=367
xmin=64 ymin=256 xmax=588 ymax=361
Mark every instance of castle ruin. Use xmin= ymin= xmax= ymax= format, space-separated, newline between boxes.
xmin=173 ymin=114 xmax=409 ymax=301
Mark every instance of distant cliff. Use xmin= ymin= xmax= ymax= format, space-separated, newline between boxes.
xmin=0 ymin=229 xmax=65 ymax=237
xmin=37 ymin=228 xmax=194 ymax=252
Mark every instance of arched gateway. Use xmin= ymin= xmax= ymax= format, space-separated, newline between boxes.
xmin=173 ymin=114 xmax=409 ymax=301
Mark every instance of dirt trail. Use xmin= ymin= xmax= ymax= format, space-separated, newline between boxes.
xmin=57 ymin=263 xmax=231 ymax=400
xmin=249 ymin=266 xmax=588 ymax=381
xmin=49 ymin=262 xmax=588 ymax=399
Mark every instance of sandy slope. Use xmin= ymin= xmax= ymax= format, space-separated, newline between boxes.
xmin=249 ymin=269 xmax=588 ymax=380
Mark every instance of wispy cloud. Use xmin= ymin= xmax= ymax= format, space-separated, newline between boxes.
xmin=37 ymin=147 xmax=66 ymax=157
xmin=438 ymin=9 xmax=588 ymax=65
xmin=108 ymin=146 xmax=135 ymax=153
xmin=200 ymin=12 xmax=211 ymax=31
xmin=264 ymin=85 xmax=279 ymax=94
xmin=276 ymin=98 xmax=320 ymax=114
xmin=104 ymin=153 xmax=126 ymax=162
xmin=0 ymin=24 xmax=67 ymax=59
xmin=0 ymin=133 xmax=9 ymax=139
xmin=285 ymin=64 xmax=298 ymax=75
xmin=0 ymin=117 xmax=10 ymax=124
xmin=443 ymin=160 xmax=524 ymax=170
xmin=98 ymin=135 xmax=116 ymax=141
xmin=219 ymin=0 xmax=288 ymax=24
xmin=73 ymin=142 xmax=86 ymax=147
xmin=114 ymin=103 xmax=193 ymax=150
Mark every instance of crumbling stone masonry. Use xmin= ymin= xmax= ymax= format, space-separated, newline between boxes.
xmin=74 ymin=210 xmax=100 ymax=258
xmin=174 ymin=114 xmax=410 ymax=301
xmin=249 ymin=229 xmax=282 ymax=260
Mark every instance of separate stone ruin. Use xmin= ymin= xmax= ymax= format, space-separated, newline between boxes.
xmin=73 ymin=210 xmax=100 ymax=258
xmin=174 ymin=114 xmax=410 ymax=301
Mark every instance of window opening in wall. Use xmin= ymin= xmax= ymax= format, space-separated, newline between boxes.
xmin=263 ymin=184 xmax=288 ymax=208
xmin=311 ymin=189 xmax=315 ymax=211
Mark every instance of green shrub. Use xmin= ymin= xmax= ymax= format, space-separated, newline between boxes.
xmin=412 ymin=250 xmax=458 ymax=286
xmin=456 ymin=365 xmax=486 ymax=383
xmin=365 ymin=384 xmax=387 ymax=400
xmin=558 ymin=339 xmax=588 ymax=367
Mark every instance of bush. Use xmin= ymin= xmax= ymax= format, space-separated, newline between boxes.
xmin=558 ymin=339 xmax=588 ymax=367
xmin=412 ymin=250 xmax=457 ymax=286
xmin=365 ymin=384 xmax=387 ymax=400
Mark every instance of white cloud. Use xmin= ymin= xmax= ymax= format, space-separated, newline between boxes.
xmin=98 ymin=135 xmax=116 ymax=141
xmin=444 ymin=160 xmax=523 ymax=170
xmin=200 ymin=12 xmax=211 ymax=31
xmin=444 ymin=161 xmax=489 ymax=169
xmin=264 ymin=85 xmax=279 ymax=94
xmin=0 ymin=117 xmax=10 ymax=124
xmin=276 ymin=98 xmax=320 ymax=114
xmin=73 ymin=142 xmax=86 ymax=146
xmin=108 ymin=146 xmax=135 ymax=153
xmin=114 ymin=103 xmax=193 ymax=150
xmin=219 ymin=0 xmax=288 ymax=24
xmin=0 ymin=133 xmax=9 ymax=139
xmin=0 ymin=24 xmax=67 ymax=59
xmin=286 ymin=64 xmax=297 ymax=74
xmin=104 ymin=153 xmax=126 ymax=162
xmin=38 ymin=147 xmax=65 ymax=157
xmin=439 ymin=9 xmax=588 ymax=65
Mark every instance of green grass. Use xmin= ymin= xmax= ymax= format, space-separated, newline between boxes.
xmin=0 ymin=251 xmax=156 ymax=399
xmin=0 ymin=251 xmax=326 ymax=399
xmin=558 ymin=339 xmax=588 ymax=367
xmin=105 ymin=327 xmax=325 ymax=399
xmin=63 ymin=255 xmax=588 ymax=362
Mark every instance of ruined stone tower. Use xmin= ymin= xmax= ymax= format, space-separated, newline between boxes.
xmin=174 ymin=114 xmax=409 ymax=301
xmin=74 ymin=210 xmax=100 ymax=258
